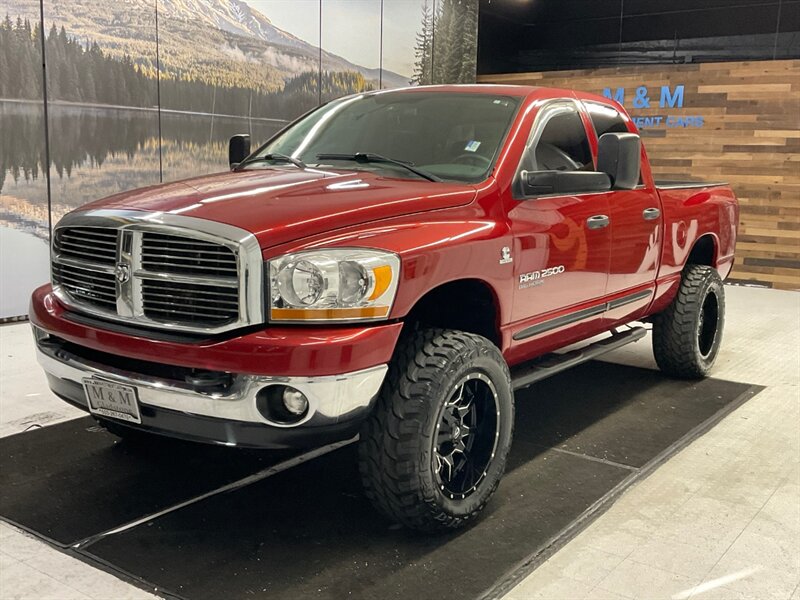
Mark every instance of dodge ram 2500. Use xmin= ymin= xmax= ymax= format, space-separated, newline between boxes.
xmin=31 ymin=85 xmax=738 ymax=531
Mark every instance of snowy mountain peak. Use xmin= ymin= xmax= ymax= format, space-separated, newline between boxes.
xmin=158 ymin=0 xmax=308 ymax=50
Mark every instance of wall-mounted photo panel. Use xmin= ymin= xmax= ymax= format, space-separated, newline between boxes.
xmin=0 ymin=0 xmax=50 ymax=318
xmin=431 ymin=0 xmax=478 ymax=84
xmin=320 ymin=0 xmax=382 ymax=103
xmin=382 ymin=0 xmax=430 ymax=87
xmin=158 ymin=0 xmax=321 ymax=181
xmin=39 ymin=0 xmax=161 ymax=224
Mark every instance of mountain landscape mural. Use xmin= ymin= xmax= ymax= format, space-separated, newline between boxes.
xmin=8 ymin=0 xmax=408 ymax=115
xmin=0 ymin=0 xmax=479 ymax=318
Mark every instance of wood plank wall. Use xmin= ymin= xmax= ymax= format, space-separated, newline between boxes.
xmin=479 ymin=60 xmax=800 ymax=290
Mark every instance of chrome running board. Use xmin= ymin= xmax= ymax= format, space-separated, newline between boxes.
xmin=511 ymin=327 xmax=647 ymax=391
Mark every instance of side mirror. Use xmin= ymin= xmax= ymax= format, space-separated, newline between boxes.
xmin=597 ymin=132 xmax=640 ymax=190
xmin=522 ymin=170 xmax=611 ymax=197
xmin=229 ymin=134 xmax=251 ymax=169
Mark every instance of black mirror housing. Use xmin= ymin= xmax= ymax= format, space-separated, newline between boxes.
xmin=522 ymin=170 xmax=612 ymax=197
xmin=597 ymin=132 xmax=641 ymax=190
xmin=229 ymin=134 xmax=251 ymax=169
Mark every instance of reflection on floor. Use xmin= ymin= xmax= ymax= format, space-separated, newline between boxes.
xmin=0 ymin=285 xmax=797 ymax=600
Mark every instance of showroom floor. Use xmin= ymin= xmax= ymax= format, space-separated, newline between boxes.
xmin=0 ymin=285 xmax=797 ymax=600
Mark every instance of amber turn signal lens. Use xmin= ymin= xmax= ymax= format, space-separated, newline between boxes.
xmin=368 ymin=265 xmax=393 ymax=301
xmin=271 ymin=306 xmax=390 ymax=321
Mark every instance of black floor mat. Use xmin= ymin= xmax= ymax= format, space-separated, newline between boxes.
xmin=0 ymin=419 xmax=298 ymax=546
xmin=64 ymin=362 xmax=759 ymax=600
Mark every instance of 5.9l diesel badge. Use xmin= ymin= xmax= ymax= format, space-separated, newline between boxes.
xmin=519 ymin=265 xmax=565 ymax=289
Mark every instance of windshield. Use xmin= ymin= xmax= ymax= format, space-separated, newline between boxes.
xmin=250 ymin=91 xmax=521 ymax=183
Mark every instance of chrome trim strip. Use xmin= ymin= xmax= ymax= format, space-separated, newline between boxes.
xmin=51 ymin=209 xmax=265 ymax=334
xmin=512 ymin=289 xmax=653 ymax=341
xmin=53 ymin=255 xmax=116 ymax=274
xmin=133 ymin=270 xmax=239 ymax=287
xmin=36 ymin=341 xmax=387 ymax=428
xmin=606 ymin=289 xmax=653 ymax=310
xmin=513 ymin=304 xmax=606 ymax=340
xmin=655 ymin=180 xmax=728 ymax=190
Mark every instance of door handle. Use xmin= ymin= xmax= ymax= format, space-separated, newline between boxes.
xmin=643 ymin=207 xmax=661 ymax=220
xmin=586 ymin=215 xmax=610 ymax=229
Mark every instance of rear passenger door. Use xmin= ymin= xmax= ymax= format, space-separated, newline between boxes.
xmin=584 ymin=101 xmax=662 ymax=321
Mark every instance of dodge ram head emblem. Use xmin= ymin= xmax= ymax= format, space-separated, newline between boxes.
xmin=114 ymin=263 xmax=131 ymax=284
xmin=499 ymin=246 xmax=513 ymax=264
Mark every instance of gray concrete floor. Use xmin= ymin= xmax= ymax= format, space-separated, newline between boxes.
xmin=0 ymin=285 xmax=798 ymax=600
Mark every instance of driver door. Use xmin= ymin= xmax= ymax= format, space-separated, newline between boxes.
xmin=507 ymin=100 xmax=611 ymax=344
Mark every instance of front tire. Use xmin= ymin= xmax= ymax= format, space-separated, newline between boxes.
xmin=653 ymin=265 xmax=725 ymax=379
xmin=358 ymin=328 xmax=514 ymax=532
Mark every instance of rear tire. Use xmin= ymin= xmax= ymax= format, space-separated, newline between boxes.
xmin=653 ymin=265 xmax=725 ymax=379
xmin=358 ymin=328 xmax=514 ymax=532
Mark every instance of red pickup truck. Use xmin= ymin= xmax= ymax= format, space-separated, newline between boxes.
xmin=30 ymin=85 xmax=738 ymax=531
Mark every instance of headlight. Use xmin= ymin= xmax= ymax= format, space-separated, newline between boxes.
xmin=268 ymin=249 xmax=400 ymax=322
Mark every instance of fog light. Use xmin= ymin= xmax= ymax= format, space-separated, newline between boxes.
xmin=256 ymin=385 xmax=310 ymax=424
xmin=282 ymin=388 xmax=308 ymax=415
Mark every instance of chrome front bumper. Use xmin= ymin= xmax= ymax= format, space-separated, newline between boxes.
xmin=36 ymin=339 xmax=388 ymax=430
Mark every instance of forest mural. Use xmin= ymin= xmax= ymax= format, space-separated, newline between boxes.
xmin=0 ymin=0 xmax=479 ymax=318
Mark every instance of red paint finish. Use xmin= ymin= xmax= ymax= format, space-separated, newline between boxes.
xmin=508 ymin=192 xmax=611 ymax=320
xmin=656 ymin=185 xmax=738 ymax=281
xmin=34 ymin=85 xmax=739 ymax=378
xmin=30 ymin=286 xmax=403 ymax=377
xmin=86 ymin=170 xmax=477 ymax=251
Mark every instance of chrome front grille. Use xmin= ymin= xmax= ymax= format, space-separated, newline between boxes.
xmin=140 ymin=232 xmax=240 ymax=326
xmin=50 ymin=210 xmax=264 ymax=334
xmin=52 ymin=262 xmax=117 ymax=311
xmin=53 ymin=228 xmax=119 ymax=312
xmin=141 ymin=233 xmax=238 ymax=278
xmin=142 ymin=279 xmax=239 ymax=325
xmin=57 ymin=227 xmax=118 ymax=264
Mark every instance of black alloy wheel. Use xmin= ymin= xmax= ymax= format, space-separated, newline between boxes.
xmin=433 ymin=373 xmax=500 ymax=500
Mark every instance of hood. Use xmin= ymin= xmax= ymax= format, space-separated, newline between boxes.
xmin=84 ymin=168 xmax=477 ymax=249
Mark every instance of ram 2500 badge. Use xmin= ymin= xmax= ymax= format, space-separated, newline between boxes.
xmin=31 ymin=85 xmax=738 ymax=531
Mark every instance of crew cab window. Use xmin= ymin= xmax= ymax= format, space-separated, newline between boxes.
xmin=521 ymin=102 xmax=592 ymax=172
xmin=585 ymin=101 xmax=643 ymax=185
xmin=585 ymin=101 xmax=629 ymax=138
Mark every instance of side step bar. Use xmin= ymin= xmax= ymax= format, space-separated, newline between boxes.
xmin=511 ymin=327 xmax=647 ymax=391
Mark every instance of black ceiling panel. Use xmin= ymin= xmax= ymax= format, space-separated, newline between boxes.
xmin=522 ymin=18 xmax=623 ymax=49
xmin=621 ymin=3 xmax=781 ymax=41
xmin=779 ymin=0 xmax=800 ymax=32
xmin=478 ymin=0 xmax=800 ymax=74
xmin=481 ymin=0 xmax=622 ymax=22
xmin=623 ymin=0 xmax=781 ymax=16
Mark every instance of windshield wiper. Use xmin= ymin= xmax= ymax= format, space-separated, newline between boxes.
xmin=316 ymin=152 xmax=441 ymax=182
xmin=239 ymin=153 xmax=307 ymax=170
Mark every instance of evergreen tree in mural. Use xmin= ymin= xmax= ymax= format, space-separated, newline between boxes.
xmin=0 ymin=16 xmax=373 ymax=118
xmin=412 ymin=0 xmax=479 ymax=85
xmin=0 ymin=16 xmax=43 ymax=100
xmin=411 ymin=0 xmax=434 ymax=85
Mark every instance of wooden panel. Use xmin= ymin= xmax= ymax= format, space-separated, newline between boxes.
xmin=480 ymin=59 xmax=800 ymax=290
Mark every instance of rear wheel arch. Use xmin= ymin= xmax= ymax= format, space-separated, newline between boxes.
xmin=686 ymin=234 xmax=718 ymax=269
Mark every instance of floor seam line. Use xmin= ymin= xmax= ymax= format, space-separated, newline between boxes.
xmin=70 ymin=437 xmax=355 ymax=551
xmin=549 ymin=447 xmax=639 ymax=471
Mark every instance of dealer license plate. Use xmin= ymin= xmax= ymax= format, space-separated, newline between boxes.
xmin=83 ymin=378 xmax=141 ymax=424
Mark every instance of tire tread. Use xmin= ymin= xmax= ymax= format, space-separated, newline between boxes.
xmin=357 ymin=328 xmax=512 ymax=532
xmin=652 ymin=265 xmax=724 ymax=379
